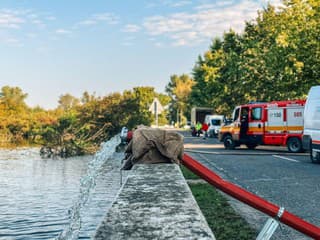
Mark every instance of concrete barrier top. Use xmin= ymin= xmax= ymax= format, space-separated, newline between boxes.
xmin=94 ymin=163 xmax=215 ymax=240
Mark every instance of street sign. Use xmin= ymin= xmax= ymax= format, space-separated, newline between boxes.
xmin=149 ymin=98 xmax=164 ymax=114
xmin=149 ymin=98 xmax=164 ymax=126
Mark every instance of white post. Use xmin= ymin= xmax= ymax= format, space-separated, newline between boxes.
xmin=154 ymin=101 xmax=158 ymax=127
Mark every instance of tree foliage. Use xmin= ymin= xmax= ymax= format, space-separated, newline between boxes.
xmin=39 ymin=86 xmax=169 ymax=155
xmin=166 ymin=74 xmax=194 ymax=125
xmin=186 ymin=0 xmax=319 ymax=116
xmin=0 ymin=85 xmax=169 ymax=156
xmin=58 ymin=93 xmax=80 ymax=111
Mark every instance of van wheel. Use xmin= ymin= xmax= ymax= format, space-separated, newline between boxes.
xmin=224 ymin=135 xmax=235 ymax=150
xmin=287 ymin=137 xmax=302 ymax=153
xmin=310 ymin=141 xmax=320 ymax=163
xmin=246 ymin=143 xmax=257 ymax=150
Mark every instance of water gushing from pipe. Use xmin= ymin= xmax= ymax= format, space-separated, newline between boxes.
xmin=56 ymin=134 xmax=121 ymax=240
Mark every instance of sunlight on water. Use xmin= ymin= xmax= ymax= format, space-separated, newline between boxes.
xmin=56 ymin=134 xmax=121 ymax=240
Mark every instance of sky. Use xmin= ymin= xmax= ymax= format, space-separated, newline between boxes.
xmin=0 ymin=0 xmax=282 ymax=109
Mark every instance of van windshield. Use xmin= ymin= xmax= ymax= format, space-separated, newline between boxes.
xmin=211 ymin=119 xmax=221 ymax=126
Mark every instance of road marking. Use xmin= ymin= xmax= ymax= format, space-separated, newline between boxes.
xmin=185 ymin=149 xmax=291 ymax=156
xmin=272 ymin=155 xmax=300 ymax=163
xmin=185 ymin=149 xmax=220 ymax=154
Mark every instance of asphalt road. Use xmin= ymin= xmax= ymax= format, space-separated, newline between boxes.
xmin=180 ymin=130 xmax=320 ymax=240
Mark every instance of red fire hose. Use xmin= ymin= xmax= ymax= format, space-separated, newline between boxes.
xmin=182 ymin=153 xmax=320 ymax=239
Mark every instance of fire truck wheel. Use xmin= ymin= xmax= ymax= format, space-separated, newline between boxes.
xmin=287 ymin=137 xmax=303 ymax=153
xmin=223 ymin=135 xmax=235 ymax=150
xmin=310 ymin=141 xmax=320 ymax=163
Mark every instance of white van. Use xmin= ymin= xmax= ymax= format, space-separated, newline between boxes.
xmin=204 ymin=115 xmax=225 ymax=137
xmin=302 ymin=86 xmax=320 ymax=163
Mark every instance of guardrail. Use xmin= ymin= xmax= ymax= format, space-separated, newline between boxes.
xmin=182 ymin=153 xmax=320 ymax=239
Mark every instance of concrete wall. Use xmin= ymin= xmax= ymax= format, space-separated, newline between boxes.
xmin=94 ymin=164 xmax=215 ymax=240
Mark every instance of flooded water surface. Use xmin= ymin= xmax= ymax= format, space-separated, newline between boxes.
xmin=0 ymin=136 xmax=124 ymax=240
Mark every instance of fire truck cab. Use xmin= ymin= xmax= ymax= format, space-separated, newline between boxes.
xmin=218 ymin=100 xmax=306 ymax=152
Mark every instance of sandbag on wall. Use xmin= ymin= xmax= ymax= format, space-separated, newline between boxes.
xmin=122 ymin=127 xmax=184 ymax=170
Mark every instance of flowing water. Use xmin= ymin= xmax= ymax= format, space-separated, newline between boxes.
xmin=0 ymin=135 xmax=126 ymax=240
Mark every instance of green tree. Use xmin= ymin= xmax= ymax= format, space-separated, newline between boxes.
xmin=166 ymin=74 xmax=194 ymax=125
xmin=0 ymin=86 xmax=28 ymax=112
xmin=189 ymin=38 xmax=227 ymax=113
xmin=81 ymin=91 xmax=97 ymax=104
xmin=122 ymin=87 xmax=155 ymax=127
xmin=58 ymin=93 xmax=80 ymax=111
xmin=186 ymin=0 xmax=319 ymax=117
xmin=0 ymin=86 xmax=29 ymax=144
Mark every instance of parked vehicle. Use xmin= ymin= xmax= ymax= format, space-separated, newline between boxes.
xmin=190 ymin=107 xmax=214 ymax=126
xmin=302 ymin=86 xmax=320 ymax=163
xmin=204 ymin=114 xmax=225 ymax=137
xmin=190 ymin=107 xmax=213 ymax=137
xmin=218 ymin=100 xmax=305 ymax=152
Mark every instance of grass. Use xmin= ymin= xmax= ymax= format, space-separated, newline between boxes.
xmin=180 ymin=165 xmax=200 ymax=179
xmin=181 ymin=165 xmax=257 ymax=240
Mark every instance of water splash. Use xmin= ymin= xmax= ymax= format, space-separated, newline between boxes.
xmin=56 ymin=134 xmax=121 ymax=240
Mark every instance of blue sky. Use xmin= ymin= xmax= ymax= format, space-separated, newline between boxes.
xmin=0 ymin=0 xmax=281 ymax=109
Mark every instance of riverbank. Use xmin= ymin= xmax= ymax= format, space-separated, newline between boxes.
xmin=0 ymin=143 xmax=40 ymax=149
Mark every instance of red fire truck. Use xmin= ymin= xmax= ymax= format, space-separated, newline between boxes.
xmin=218 ymin=100 xmax=306 ymax=152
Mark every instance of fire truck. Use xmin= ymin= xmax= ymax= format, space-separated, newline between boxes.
xmin=218 ymin=100 xmax=306 ymax=152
